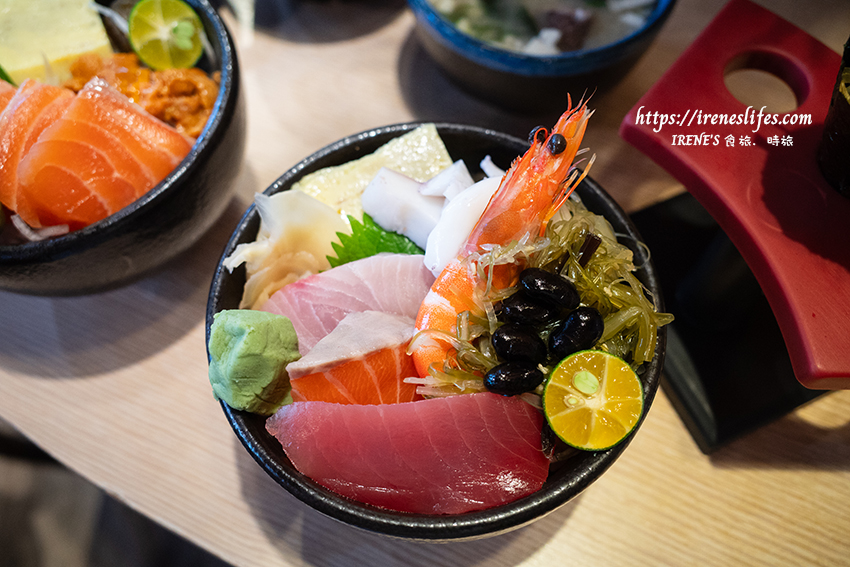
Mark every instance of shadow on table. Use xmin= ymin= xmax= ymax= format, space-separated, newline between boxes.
xmin=0 ymin=453 xmax=234 ymax=567
xmin=396 ymin=32 xmax=562 ymax=142
xmin=708 ymin=393 xmax=850 ymax=471
xmin=245 ymin=0 xmax=406 ymax=43
xmin=0 ymin=167 xmax=258 ymax=379
xmin=231 ymin=436 xmax=575 ymax=566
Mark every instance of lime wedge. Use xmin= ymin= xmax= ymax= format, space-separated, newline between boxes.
xmin=128 ymin=0 xmax=204 ymax=70
xmin=543 ymin=350 xmax=644 ymax=451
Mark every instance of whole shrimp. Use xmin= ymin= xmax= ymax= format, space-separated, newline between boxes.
xmin=411 ymin=99 xmax=595 ymax=379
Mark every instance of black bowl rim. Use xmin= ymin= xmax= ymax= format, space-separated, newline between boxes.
xmin=206 ymin=122 xmax=666 ymax=541
xmin=407 ymin=0 xmax=677 ymax=76
xmin=0 ymin=0 xmax=237 ymax=260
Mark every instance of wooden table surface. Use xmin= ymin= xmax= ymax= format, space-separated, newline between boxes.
xmin=2 ymin=0 xmax=850 ymax=565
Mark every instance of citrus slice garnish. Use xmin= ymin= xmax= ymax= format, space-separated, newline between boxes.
xmin=543 ymin=350 xmax=644 ymax=451
xmin=128 ymin=0 xmax=204 ymax=70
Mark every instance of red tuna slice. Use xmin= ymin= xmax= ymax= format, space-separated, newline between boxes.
xmin=0 ymin=80 xmax=74 ymax=225
xmin=287 ymin=311 xmax=422 ymax=405
xmin=262 ymin=254 xmax=436 ymax=355
xmin=266 ymin=392 xmax=548 ymax=514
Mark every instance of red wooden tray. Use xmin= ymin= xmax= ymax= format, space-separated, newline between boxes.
xmin=620 ymin=0 xmax=850 ymax=389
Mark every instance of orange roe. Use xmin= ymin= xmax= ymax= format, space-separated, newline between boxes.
xmin=64 ymin=52 xmax=220 ymax=138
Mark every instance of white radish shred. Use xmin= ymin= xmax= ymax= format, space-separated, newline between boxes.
xmin=11 ymin=216 xmax=69 ymax=241
xmin=89 ymin=2 xmax=129 ymax=35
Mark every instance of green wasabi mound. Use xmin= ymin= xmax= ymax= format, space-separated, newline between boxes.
xmin=208 ymin=309 xmax=300 ymax=416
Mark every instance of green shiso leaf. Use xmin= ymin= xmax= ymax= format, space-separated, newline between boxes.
xmin=0 ymin=64 xmax=15 ymax=86
xmin=327 ymin=213 xmax=424 ymax=268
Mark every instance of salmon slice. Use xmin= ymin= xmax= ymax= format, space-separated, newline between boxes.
xmin=66 ymin=77 xmax=192 ymax=181
xmin=36 ymin=119 xmax=157 ymax=197
xmin=287 ymin=311 xmax=422 ymax=405
xmin=0 ymin=80 xmax=74 ymax=224
xmin=266 ymin=392 xmax=549 ymax=514
xmin=14 ymin=77 xmax=193 ymax=229
xmin=0 ymin=80 xmax=16 ymax=114
xmin=19 ymin=140 xmax=138 ymax=229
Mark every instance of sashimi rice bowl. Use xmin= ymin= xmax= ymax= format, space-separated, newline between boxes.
xmin=0 ymin=0 xmax=245 ymax=295
xmin=206 ymin=107 xmax=670 ymax=540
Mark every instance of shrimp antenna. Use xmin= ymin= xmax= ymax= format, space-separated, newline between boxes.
xmin=538 ymin=153 xmax=597 ymax=237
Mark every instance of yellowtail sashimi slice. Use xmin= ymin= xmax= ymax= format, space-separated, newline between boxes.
xmin=261 ymin=254 xmax=435 ymax=355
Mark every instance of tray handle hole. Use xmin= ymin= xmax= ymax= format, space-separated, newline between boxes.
xmin=723 ymin=50 xmax=807 ymax=114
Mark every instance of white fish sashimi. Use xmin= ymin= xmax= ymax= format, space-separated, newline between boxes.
xmin=261 ymin=254 xmax=436 ymax=355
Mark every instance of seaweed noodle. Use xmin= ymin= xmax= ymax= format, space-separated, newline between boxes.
xmin=405 ymin=195 xmax=673 ymax=398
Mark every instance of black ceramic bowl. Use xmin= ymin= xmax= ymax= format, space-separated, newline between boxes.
xmin=0 ymin=0 xmax=246 ymax=296
xmin=206 ymin=123 xmax=666 ymax=541
xmin=408 ymin=0 xmax=676 ymax=110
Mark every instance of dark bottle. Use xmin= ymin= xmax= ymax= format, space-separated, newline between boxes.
xmin=817 ymin=37 xmax=850 ymax=198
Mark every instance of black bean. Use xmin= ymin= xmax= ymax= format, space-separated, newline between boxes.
xmin=519 ymin=268 xmax=580 ymax=311
xmin=549 ymin=306 xmax=605 ymax=360
xmin=484 ymin=362 xmax=545 ymax=396
xmin=498 ymin=291 xmax=560 ymax=325
xmin=548 ymin=133 xmax=567 ymax=155
xmin=491 ymin=323 xmax=547 ymax=364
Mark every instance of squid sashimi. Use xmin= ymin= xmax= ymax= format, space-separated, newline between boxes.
xmin=266 ymin=392 xmax=548 ymax=514
xmin=0 ymin=79 xmax=74 ymax=225
xmin=262 ymin=254 xmax=436 ymax=355
xmin=15 ymin=77 xmax=193 ymax=229
xmin=286 ymin=311 xmax=422 ymax=405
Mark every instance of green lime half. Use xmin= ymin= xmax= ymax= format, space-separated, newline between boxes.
xmin=128 ymin=0 xmax=204 ymax=70
xmin=543 ymin=350 xmax=644 ymax=451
